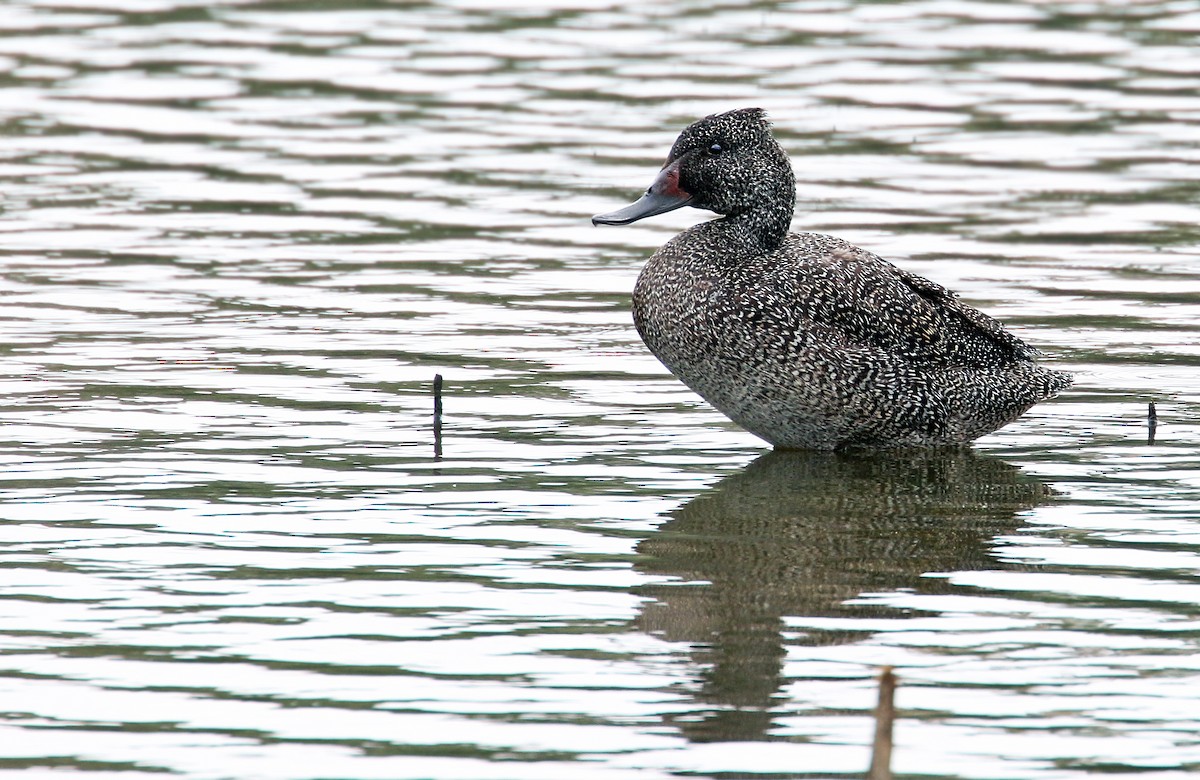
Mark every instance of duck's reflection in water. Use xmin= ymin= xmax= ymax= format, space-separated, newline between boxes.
xmin=635 ymin=449 xmax=1053 ymax=743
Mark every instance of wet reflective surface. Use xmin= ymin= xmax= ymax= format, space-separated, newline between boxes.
xmin=1 ymin=1 xmax=1200 ymax=777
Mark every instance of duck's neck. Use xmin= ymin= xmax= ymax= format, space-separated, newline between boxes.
xmin=716 ymin=196 xmax=793 ymax=252
xmin=710 ymin=164 xmax=796 ymax=247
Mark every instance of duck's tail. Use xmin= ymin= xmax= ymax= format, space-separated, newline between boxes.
xmin=944 ymin=363 xmax=1072 ymax=442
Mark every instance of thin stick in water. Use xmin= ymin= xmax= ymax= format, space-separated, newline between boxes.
xmin=434 ymin=374 xmax=443 ymax=459
xmin=868 ymin=666 xmax=896 ymax=780
xmin=1148 ymin=401 xmax=1157 ymax=446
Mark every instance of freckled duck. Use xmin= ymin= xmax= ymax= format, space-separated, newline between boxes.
xmin=592 ymin=108 xmax=1071 ymax=450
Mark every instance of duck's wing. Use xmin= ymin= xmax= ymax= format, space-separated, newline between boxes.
xmin=891 ymin=266 xmax=1040 ymax=365
xmin=785 ymin=234 xmax=1039 ymax=368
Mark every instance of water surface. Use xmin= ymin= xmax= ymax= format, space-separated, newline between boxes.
xmin=1 ymin=1 xmax=1200 ymax=778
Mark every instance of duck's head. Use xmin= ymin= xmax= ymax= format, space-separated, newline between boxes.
xmin=592 ymin=108 xmax=795 ymax=232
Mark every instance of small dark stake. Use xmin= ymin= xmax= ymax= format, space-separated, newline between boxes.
xmin=433 ymin=374 xmax=443 ymax=459
xmin=1148 ymin=401 xmax=1157 ymax=446
xmin=868 ymin=666 xmax=896 ymax=780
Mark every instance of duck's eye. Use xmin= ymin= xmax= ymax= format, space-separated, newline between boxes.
xmin=708 ymin=142 xmax=724 ymax=156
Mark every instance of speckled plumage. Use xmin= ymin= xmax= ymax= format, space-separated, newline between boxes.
xmin=595 ymin=108 xmax=1071 ymax=450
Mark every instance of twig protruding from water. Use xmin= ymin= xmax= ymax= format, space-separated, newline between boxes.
xmin=434 ymin=373 xmax=443 ymax=459
xmin=868 ymin=666 xmax=896 ymax=780
xmin=1148 ymin=401 xmax=1157 ymax=446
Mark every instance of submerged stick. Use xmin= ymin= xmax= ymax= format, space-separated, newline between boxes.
xmin=434 ymin=373 xmax=443 ymax=459
xmin=1148 ymin=401 xmax=1157 ymax=446
xmin=868 ymin=666 xmax=896 ymax=780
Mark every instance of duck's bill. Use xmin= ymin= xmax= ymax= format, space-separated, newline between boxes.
xmin=591 ymin=191 xmax=693 ymax=225
xmin=592 ymin=162 xmax=693 ymax=226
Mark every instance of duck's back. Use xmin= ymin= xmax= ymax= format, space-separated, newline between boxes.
xmin=632 ymin=226 xmax=1071 ymax=449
